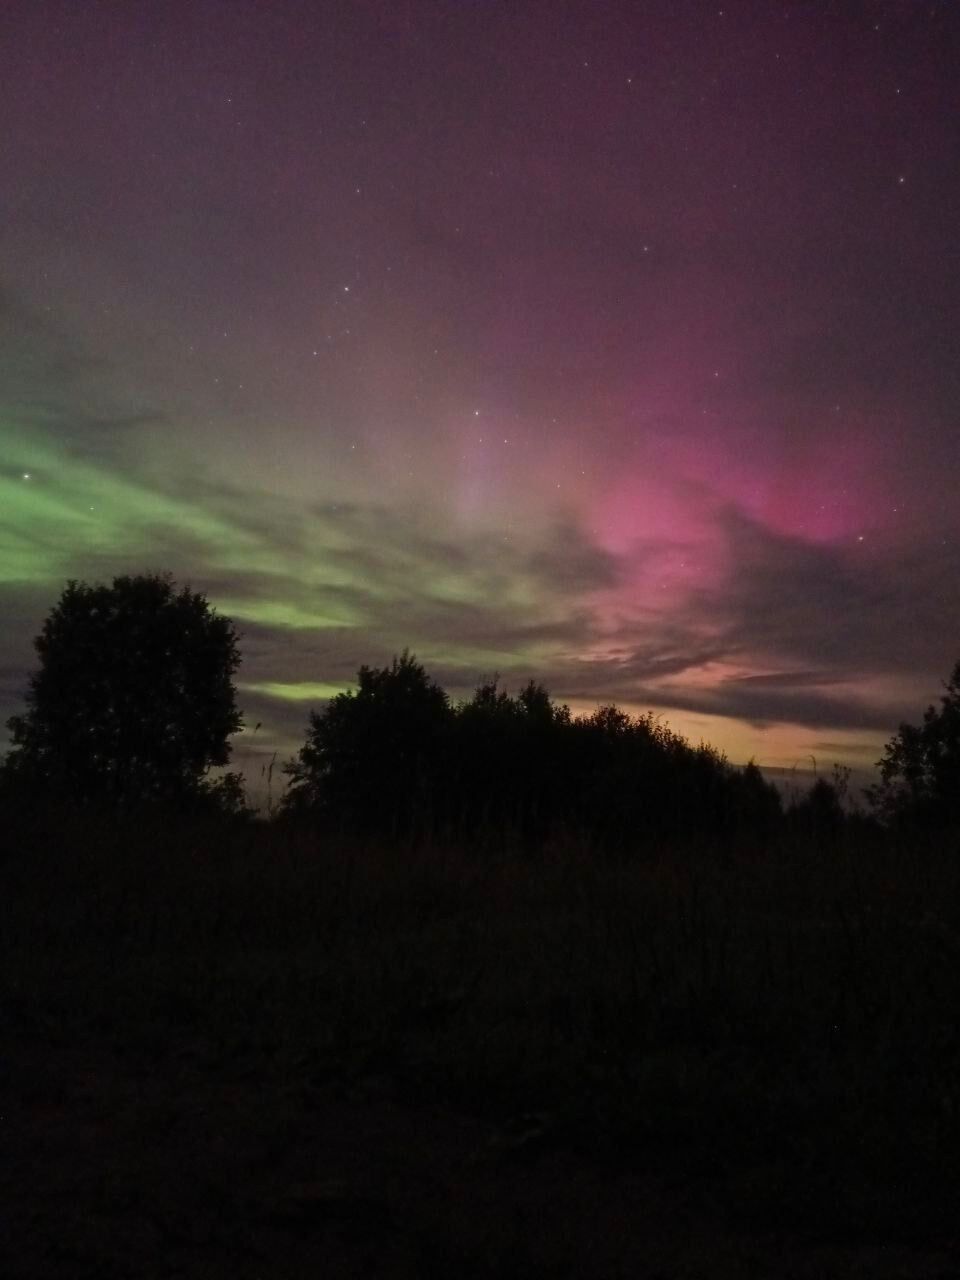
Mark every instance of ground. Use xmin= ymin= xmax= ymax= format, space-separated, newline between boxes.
xmin=5 ymin=819 xmax=960 ymax=1277
xmin=5 ymin=1028 xmax=957 ymax=1279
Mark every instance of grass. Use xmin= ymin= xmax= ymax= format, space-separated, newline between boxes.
xmin=3 ymin=809 xmax=960 ymax=1275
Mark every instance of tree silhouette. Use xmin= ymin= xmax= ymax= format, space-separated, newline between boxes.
xmin=283 ymin=655 xmax=789 ymax=851
xmin=443 ymin=676 xmax=574 ymax=844
xmin=868 ymin=659 xmax=960 ymax=827
xmin=284 ymin=650 xmax=451 ymax=835
xmin=3 ymin=574 xmax=242 ymax=807
xmin=786 ymin=775 xmax=845 ymax=839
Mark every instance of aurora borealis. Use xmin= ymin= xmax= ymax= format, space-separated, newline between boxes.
xmin=2 ymin=1 xmax=959 ymax=792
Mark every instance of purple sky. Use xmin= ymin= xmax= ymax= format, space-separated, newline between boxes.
xmin=2 ymin=0 xmax=959 ymax=785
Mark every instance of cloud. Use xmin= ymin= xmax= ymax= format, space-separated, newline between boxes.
xmin=0 ymin=278 xmax=164 ymax=483
xmin=695 ymin=508 xmax=960 ymax=682
xmin=724 ymin=670 xmax=852 ymax=689
xmin=3 ymin=428 xmax=953 ymax=770
xmin=0 ymin=284 xmax=95 ymax=395
xmin=811 ymin=740 xmax=884 ymax=759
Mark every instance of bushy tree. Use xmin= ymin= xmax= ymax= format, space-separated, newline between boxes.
xmin=868 ymin=660 xmax=960 ymax=827
xmin=3 ymin=574 xmax=242 ymax=807
xmin=446 ymin=677 xmax=574 ymax=844
xmin=787 ymin=775 xmax=845 ymax=839
xmin=284 ymin=651 xmax=451 ymax=834
xmin=283 ymin=654 xmax=786 ymax=852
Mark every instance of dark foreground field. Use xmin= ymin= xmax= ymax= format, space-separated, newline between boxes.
xmin=3 ymin=813 xmax=960 ymax=1278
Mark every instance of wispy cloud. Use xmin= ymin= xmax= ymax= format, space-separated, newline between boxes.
xmin=2 ymin=412 xmax=955 ymax=770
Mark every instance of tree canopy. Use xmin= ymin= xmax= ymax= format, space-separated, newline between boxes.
xmin=284 ymin=650 xmax=450 ymax=834
xmin=284 ymin=653 xmax=784 ymax=848
xmin=868 ymin=660 xmax=960 ymax=828
xmin=3 ymin=573 xmax=242 ymax=807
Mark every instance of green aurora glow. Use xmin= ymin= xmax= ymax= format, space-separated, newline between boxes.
xmin=5 ymin=402 xmax=948 ymax=802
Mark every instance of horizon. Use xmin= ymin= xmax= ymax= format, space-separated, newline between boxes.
xmin=229 ymin=662 xmax=871 ymax=812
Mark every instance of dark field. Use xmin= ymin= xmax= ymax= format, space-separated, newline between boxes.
xmin=3 ymin=813 xmax=960 ymax=1277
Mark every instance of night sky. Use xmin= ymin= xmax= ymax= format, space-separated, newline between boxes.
xmin=2 ymin=0 xmax=958 ymax=789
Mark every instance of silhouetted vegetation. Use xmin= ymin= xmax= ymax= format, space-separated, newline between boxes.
xmin=4 ymin=575 xmax=957 ymax=848
xmin=867 ymin=659 xmax=960 ymax=830
xmin=3 ymin=583 xmax=960 ymax=1273
xmin=284 ymin=654 xmax=785 ymax=850
xmin=1 ymin=573 xmax=243 ymax=811
xmin=786 ymin=768 xmax=848 ymax=840
xmin=284 ymin=651 xmax=451 ymax=837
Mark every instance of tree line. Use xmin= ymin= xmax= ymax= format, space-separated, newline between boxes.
xmin=1 ymin=573 xmax=957 ymax=842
